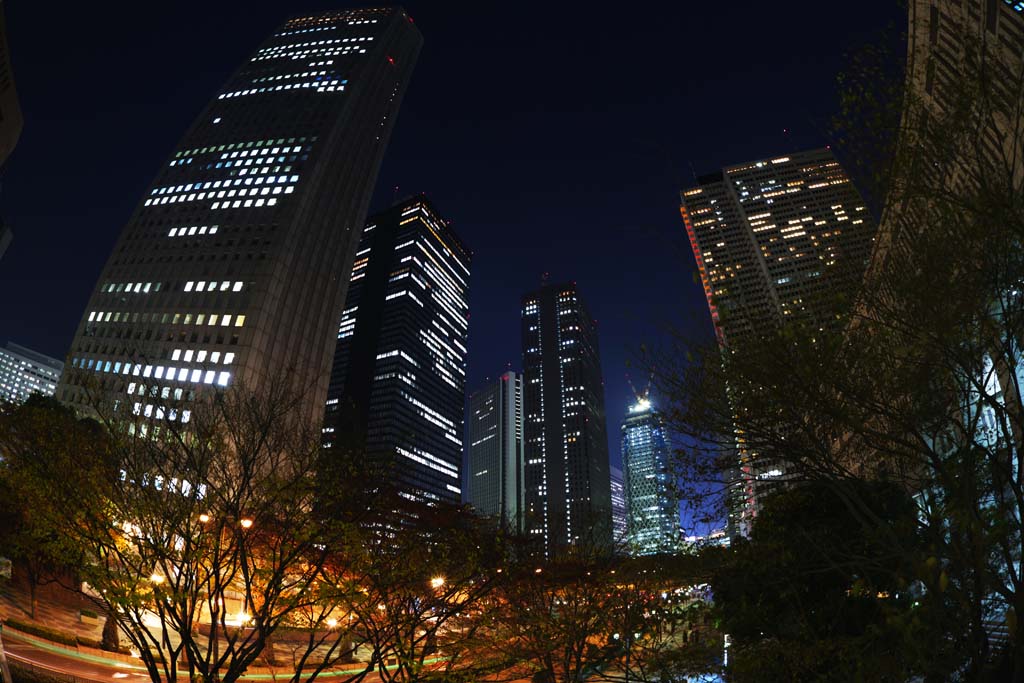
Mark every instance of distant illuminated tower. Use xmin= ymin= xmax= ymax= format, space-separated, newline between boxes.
xmin=521 ymin=282 xmax=612 ymax=556
xmin=680 ymin=149 xmax=877 ymax=535
xmin=621 ymin=397 xmax=677 ymax=555
xmin=57 ymin=8 xmax=422 ymax=430
xmin=325 ymin=195 xmax=470 ymax=505
xmin=610 ymin=466 xmax=627 ymax=547
xmin=0 ymin=342 xmax=63 ymax=404
xmin=467 ymin=371 xmax=524 ymax=530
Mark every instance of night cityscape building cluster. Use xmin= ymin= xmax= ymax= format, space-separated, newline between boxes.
xmin=5 ymin=0 xmax=1024 ymax=678
xmin=0 ymin=2 xmax=879 ymax=559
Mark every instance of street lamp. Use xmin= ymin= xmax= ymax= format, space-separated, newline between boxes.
xmin=240 ymin=518 xmax=253 ymax=529
xmin=430 ymin=576 xmax=445 ymax=590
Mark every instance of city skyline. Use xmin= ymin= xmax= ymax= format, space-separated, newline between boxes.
xmin=0 ymin=2 xmax=906 ymax=484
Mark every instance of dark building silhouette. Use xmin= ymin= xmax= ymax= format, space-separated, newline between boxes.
xmin=521 ymin=282 xmax=612 ymax=556
xmin=0 ymin=0 xmax=23 ymax=263
xmin=467 ymin=371 xmax=524 ymax=531
xmin=325 ymin=195 xmax=470 ymax=505
xmin=58 ymin=8 xmax=422 ymax=429
xmin=0 ymin=0 xmax=21 ymax=168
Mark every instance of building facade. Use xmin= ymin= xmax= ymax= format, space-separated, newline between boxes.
xmin=680 ymin=148 xmax=876 ymax=347
xmin=521 ymin=282 xmax=612 ymax=555
xmin=0 ymin=342 xmax=63 ymax=404
xmin=610 ymin=466 xmax=627 ymax=547
xmin=621 ymin=398 xmax=677 ymax=555
xmin=325 ymin=195 xmax=470 ymax=505
xmin=467 ymin=371 xmax=524 ymax=530
xmin=680 ymin=149 xmax=877 ymax=534
xmin=58 ymin=8 xmax=422 ymax=430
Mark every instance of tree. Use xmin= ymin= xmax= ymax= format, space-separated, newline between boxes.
xmin=0 ymin=378 xmax=374 ymax=683
xmin=706 ymin=482 xmax=926 ymax=682
xmin=342 ymin=498 xmax=508 ymax=682
xmin=0 ymin=396 xmax=114 ymax=620
xmin=489 ymin=544 xmax=713 ymax=683
xmin=648 ymin=16 xmax=1024 ymax=680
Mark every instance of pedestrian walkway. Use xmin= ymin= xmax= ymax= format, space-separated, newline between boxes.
xmin=0 ymin=580 xmax=104 ymax=644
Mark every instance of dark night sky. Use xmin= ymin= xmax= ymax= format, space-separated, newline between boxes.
xmin=0 ymin=2 xmax=905 ymax=484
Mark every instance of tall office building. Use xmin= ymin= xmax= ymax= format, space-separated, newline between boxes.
xmin=467 ymin=371 xmax=524 ymax=530
xmin=58 ymin=8 xmax=422 ymax=428
xmin=680 ymin=148 xmax=876 ymax=346
xmin=621 ymin=398 xmax=677 ymax=556
xmin=610 ymin=466 xmax=627 ymax=547
xmin=325 ymin=195 xmax=470 ymax=505
xmin=680 ymin=149 xmax=877 ymax=533
xmin=0 ymin=342 xmax=63 ymax=404
xmin=522 ymin=282 xmax=612 ymax=555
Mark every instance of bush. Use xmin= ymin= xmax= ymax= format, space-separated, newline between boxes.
xmin=10 ymin=661 xmax=72 ymax=683
xmin=76 ymin=635 xmax=102 ymax=649
xmin=4 ymin=618 xmax=78 ymax=647
xmin=80 ymin=609 xmax=98 ymax=620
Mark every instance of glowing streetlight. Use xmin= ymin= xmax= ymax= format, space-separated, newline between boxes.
xmin=326 ymin=618 xmax=338 ymax=629
xmin=240 ymin=518 xmax=254 ymax=529
xmin=199 ymin=514 xmax=210 ymax=523
xmin=534 ymin=568 xmax=543 ymax=574
xmin=430 ymin=576 xmax=445 ymax=589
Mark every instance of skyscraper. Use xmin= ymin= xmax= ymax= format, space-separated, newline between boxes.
xmin=467 ymin=371 xmax=524 ymax=531
xmin=58 ymin=8 xmax=422 ymax=429
xmin=621 ymin=398 xmax=677 ymax=556
xmin=610 ymin=466 xmax=627 ymax=547
xmin=521 ymin=282 xmax=612 ymax=555
xmin=325 ymin=195 xmax=470 ymax=505
xmin=680 ymin=149 xmax=877 ymax=533
xmin=680 ymin=148 xmax=876 ymax=347
xmin=0 ymin=342 xmax=63 ymax=404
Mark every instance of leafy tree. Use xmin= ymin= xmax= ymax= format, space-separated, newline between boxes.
xmin=707 ymin=482 xmax=926 ymax=682
xmin=649 ymin=18 xmax=1024 ymax=681
xmin=342 ymin=498 xmax=508 ymax=683
xmin=0 ymin=378 xmax=373 ymax=683
xmin=0 ymin=396 xmax=114 ymax=620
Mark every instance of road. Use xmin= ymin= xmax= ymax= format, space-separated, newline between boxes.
xmin=4 ymin=628 xmax=150 ymax=682
xmin=1 ymin=627 xmax=415 ymax=683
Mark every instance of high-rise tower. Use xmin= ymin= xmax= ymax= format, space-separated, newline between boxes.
xmin=680 ymin=149 xmax=877 ymax=534
xmin=59 ymin=8 xmax=422 ymax=428
xmin=467 ymin=371 xmax=524 ymax=530
xmin=621 ymin=398 xmax=677 ymax=556
xmin=521 ymin=282 xmax=612 ymax=556
xmin=325 ymin=195 xmax=470 ymax=505
xmin=680 ymin=148 xmax=876 ymax=347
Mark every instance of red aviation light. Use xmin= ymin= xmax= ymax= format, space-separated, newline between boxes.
xmin=387 ymin=55 xmax=396 ymax=65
